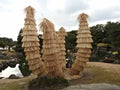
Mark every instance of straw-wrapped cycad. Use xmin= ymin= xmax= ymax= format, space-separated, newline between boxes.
xmin=39 ymin=18 xmax=63 ymax=77
xmin=22 ymin=6 xmax=44 ymax=75
xmin=70 ymin=13 xmax=93 ymax=75
xmin=58 ymin=27 xmax=67 ymax=70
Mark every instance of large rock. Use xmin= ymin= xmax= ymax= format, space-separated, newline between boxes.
xmin=7 ymin=74 xmax=20 ymax=79
xmin=0 ymin=55 xmax=6 ymax=59
xmin=62 ymin=83 xmax=120 ymax=90
xmin=0 ymin=77 xmax=4 ymax=79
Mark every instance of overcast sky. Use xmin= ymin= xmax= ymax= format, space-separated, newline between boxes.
xmin=0 ymin=0 xmax=120 ymax=41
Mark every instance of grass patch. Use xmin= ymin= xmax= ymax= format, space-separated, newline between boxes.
xmin=70 ymin=65 xmax=120 ymax=86
xmin=0 ymin=82 xmax=22 ymax=90
xmin=0 ymin=76 xmax=35 ymax=90
xmin=0 ymin=63 xmax=120 ymax=90
xmin=90 ymin=66 xmax=120 ymax=85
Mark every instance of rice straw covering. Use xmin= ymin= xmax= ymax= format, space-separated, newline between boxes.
xmin=58 ymin=27 xmax=67 ymax=70
xmin=22 ymin=6 xmax=44 ymax=75
xmin=71 ymin=13 xmax=93 ymax=75
xmin=39 ymin=18 xmax=63 ymax=77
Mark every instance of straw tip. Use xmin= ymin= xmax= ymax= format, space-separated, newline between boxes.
xmin=77 ymin=12 xmax=89 ymax=22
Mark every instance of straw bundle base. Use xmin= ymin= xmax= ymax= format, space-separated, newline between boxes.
xmin=64 ymin=68 xmax=83 ymax=80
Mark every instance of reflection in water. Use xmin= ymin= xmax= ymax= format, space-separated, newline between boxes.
xmin=0 ymin=64 xmax=23 ymax=78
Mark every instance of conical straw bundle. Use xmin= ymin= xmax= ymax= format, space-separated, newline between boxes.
xmin=39 ymin=18 xmax=63 ymax=77
xmin=59 ymin=27 xmax=67 ymax=36
xmin=40 ymin=18 xmax=54 ymax=32
xmin=22 ymin=6 xmax=44 ymax=75
xmin=77 ymin=13 xmax=88 ymax=23
xmin=58 ymin=27 xmax=67 ymax=71
xmin=71 ymin=13 xmax=93 ymax=75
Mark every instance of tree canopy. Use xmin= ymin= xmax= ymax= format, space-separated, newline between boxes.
xmin=14 ymin=29 xmax=31 ymax=76
xmin=90 ymin=21 xmax=120 ymax=49
xmin=0 ymin=37 xmax=14 ymax=51
xmin=65 ymin=30 xmax=77 ymax=52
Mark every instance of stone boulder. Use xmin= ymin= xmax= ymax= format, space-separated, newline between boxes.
xmin=7 ymin=74 xmax=20 ymax=79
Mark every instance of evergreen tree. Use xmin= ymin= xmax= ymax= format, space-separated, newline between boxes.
xmin=14 ymin=29 xmax=23 ymax=52
xmin=0 ymin=37 xmax=14 ymax=51
xmin=104 ymin=21 xmax=120 ymax=49
xmin=65 ymin=30 xmax=77 ymax=52
xmin=15 ymin=29 xmax=31 ymax=76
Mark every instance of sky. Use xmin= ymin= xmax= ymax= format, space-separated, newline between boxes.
xmin=0 ymin=0 xmax=120 ymax=41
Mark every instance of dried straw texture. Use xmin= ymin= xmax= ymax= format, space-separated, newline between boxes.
xmin=71 ymin=13 xmax=93 ymax=75
xmin=58 ymin=27 xmax=67 ymax=70
xmin=39 ymin=18 xmax=63 ymax=77
xmin=22 ymin=6 xmax=44 ymax=75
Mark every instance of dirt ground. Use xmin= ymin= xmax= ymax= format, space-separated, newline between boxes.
xmin=69 ymin=62 xmax=120 ymax=85
xmin=0 ymin=62 xmax=120 ymax=90
xmin=87 ymin=62 xmax=120 ymax=74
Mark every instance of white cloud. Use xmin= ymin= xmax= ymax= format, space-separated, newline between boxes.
xmin=64 ymin=0 xmax=89 ymax=14
xmin=0 ymin=0 xmax=120 ymax=40
xmin=46 ymin=0 xmax=65 ymax=11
